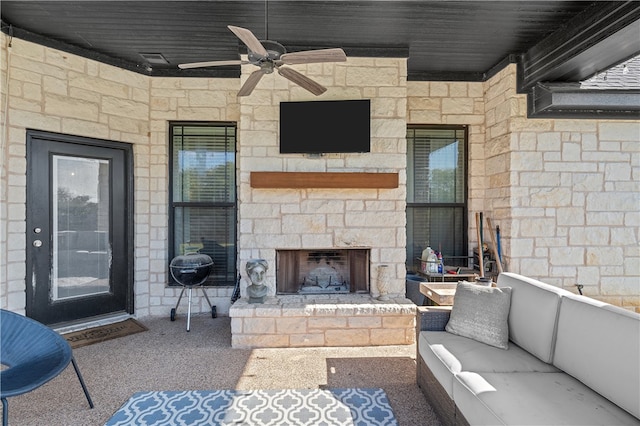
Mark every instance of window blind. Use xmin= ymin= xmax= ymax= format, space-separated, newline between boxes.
xmin=170 ymin=123 xmax=237 ymax=285
xmin=407 ymin=128 xmax=466 ymax=204
xmin=406 ymin=126 xmax=468 ymax=270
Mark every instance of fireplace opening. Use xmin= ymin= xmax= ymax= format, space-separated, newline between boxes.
xmin=276 ymin=249 xmax=370 ymax=295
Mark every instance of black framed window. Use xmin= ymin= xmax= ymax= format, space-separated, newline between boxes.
xmin=406 ymin=125 xmax=468 ymax=271
xmin=169 ymin=122 xmax=237 ymax=286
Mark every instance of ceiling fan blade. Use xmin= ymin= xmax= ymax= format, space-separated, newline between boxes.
xmin=228 ymin=25 xmax=268 ymax=57
xmin=178 ymin=60 xmax=244 ymax=69
xmin=238 ymin=69 xmax=266 ymax=97
xmin=277 ymin=67 xmax=327 ymax=96
xmin=278 ymin=48 xmax=347 ymax=65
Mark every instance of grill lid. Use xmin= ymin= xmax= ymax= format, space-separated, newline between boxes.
xmin=170 ymin=253 xmax=213 ymax=286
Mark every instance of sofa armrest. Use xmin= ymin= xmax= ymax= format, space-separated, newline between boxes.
xmin=417 ymin=306 xmax=452 ymax=332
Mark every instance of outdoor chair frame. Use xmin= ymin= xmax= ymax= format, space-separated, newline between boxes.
xmin=0 ymin=309 xmax=94 ymax=426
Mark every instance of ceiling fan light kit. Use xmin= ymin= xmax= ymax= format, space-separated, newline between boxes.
xmin=178 ymin=25 xmax=346 ymax=97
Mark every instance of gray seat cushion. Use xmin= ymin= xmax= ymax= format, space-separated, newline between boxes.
xmin=419 ymin=331 xmax=558 ymax=398
xmin=454 ymin=371 xmax=640 ymax=426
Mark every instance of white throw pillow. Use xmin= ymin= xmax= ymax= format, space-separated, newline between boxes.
xmin=445 ymin=281 xmax=512 ymax=349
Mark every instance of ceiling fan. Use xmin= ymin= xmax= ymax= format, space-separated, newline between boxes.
xmin=178 ymin=25 xmax=347 ymax=96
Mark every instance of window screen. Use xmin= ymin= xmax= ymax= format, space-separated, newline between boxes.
xmin=407 ymin=125 xmax=468 ymax=271
xmin=170 ymin=123 xmax=237 ymax=286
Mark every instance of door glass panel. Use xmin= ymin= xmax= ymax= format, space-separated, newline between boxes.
xmin=52 ymin=155 xmax=111 ymax=300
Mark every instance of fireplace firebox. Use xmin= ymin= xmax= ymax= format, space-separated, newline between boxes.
xmin=276 ymin=249 xmax=370 ymax=295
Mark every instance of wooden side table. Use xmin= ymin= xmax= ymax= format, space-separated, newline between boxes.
xmin=419 ymin=282 xmax=458 ymax=306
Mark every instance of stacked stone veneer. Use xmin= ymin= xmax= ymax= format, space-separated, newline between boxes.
xmin=0 ymin=36 xmax=239 ymax=316
xmin=235 ymin=57 xmax=409 ymax=300
xmin=482 ymin=65 xmax=639 ymax=310
xmin=407 ymin=72 xmax=639 ymax=312
xmin=1 ymin=34 xmax=638 ymax=324
xmin=230 ymin=57 xmax=412 ymax=347
xmin=231 ymin=295 xmax=415 ymax=348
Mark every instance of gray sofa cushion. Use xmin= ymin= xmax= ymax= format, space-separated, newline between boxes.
xmin=454 ymin=371 xmax=640 ymax=426
xmin=497 ymin=273 xmax=571 ymax=363
xmin=554 ymin=294 xmax=640 ymax=419
xmin=419 ymin=331 xmax=459 ymax=399
xmin=418 ymin=331 xmax=559 ymax=398
xmin=445 ymin=281 xmax=512 ymax=349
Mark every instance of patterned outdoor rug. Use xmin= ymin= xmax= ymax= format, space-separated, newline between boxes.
xmin=104 ymin=388 xmax=397 ymax=426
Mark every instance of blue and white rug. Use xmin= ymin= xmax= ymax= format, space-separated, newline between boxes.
xmin=105 ymin=388 xmax=397 ymax=426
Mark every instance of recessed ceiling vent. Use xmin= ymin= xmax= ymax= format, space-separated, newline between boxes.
xmin=139 ymin=53 xmax=169 ymax=65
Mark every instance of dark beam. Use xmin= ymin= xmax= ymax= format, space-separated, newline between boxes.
xmin=519 ymin=2 xmax=640 ymax=92
xmin=0 ymin=21 xmax=240 ymax=78
xmin=409 ymin=54 xmax=517 ymax=82
xmin=408 ymin=71 xmax=485 ymax=82
xmin=528 ymin=83 xmax=640 ymax=119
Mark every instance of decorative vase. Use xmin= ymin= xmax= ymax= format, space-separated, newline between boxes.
xmin=376 ymin=264 xmax=390 ymax=301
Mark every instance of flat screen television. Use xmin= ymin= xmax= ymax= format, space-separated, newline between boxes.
xmin=279 ymin=99 xmax=370 ymax=154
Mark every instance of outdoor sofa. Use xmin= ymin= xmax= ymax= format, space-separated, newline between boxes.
xmin=416 ymin=272 xmax=640 ymax=425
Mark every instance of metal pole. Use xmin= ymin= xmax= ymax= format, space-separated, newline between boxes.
xmin=186 ymin=287 xmax=192 ymax=332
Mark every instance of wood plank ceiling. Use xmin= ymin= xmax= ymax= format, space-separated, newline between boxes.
xmin=1 ymin=1 xmax=634 ymax=80
xmin=2 ymin=1 xmax=639 ymax=117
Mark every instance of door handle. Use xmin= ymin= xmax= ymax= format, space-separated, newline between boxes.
xmin=33 ymin=240 xmax=42 ymax=247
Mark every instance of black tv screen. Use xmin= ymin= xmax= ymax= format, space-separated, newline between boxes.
xmin=279 ymin=99 xmax=370 ymax=154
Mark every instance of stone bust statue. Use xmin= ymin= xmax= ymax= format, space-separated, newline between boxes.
xmin=246 ymin=258 xmax=269 ymax=304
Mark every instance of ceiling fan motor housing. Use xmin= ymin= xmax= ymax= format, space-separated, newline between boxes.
xmin=248 ymin=40 xmax=286 ymax=70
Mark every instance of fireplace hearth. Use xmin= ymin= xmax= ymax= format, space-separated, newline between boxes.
xmin=276 ymin=249 xmax=370 ymax=295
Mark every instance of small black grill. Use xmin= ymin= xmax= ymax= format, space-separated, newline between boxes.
xmin=169 ymin=253 xmax=216 ymax=331
xmin=170 ymin=253 xmax=213 ymax=286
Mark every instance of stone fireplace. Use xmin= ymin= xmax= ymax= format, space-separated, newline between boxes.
xmin=229 ymin=56 xmax=415 ymax=348
xmin=235 ymin=57 xmax=409 ymax=300
xmin=276 ymin=249 xmax=370 ymax=295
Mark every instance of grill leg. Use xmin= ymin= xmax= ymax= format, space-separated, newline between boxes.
xmin=174 ymin=286 xmax=186 ymax=310
xmin=186 ymin=287 xmax=193 ymax=332
xmin=199 ymin=286 xmax=213 ymax=309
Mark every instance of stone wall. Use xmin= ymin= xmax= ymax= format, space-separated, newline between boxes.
xmin=483 ymin=65 xmax=640 ymax=310
xmin=0 ymin=35 xmax=240 ymax=316
xmin=1 ymin=36 xmax=150 ymax=313
xmin=407 ymin=71 xmax=640 ymax=312
xmin=1 ymin=34 xmax=638 ymax=315
xmin=143 ymin=77 xmax=240 ymax=317
xmin=237 ymin=57 xmax=409 ymax=298
xmin=406 ymin=79 xmax=488 ymax=257
xmin=230 ymin=295 xmax=416 ymax=349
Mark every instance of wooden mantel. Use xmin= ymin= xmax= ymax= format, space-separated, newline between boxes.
xmin=250 ymin=172 xmax=399 ymax=189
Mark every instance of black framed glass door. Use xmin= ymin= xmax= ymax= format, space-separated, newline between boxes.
xmin=26 ymin=130 xmax=134 ymax=325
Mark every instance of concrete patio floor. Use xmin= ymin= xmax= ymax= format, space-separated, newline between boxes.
xmin=3 ymin=314 xmax=440 ymax=425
